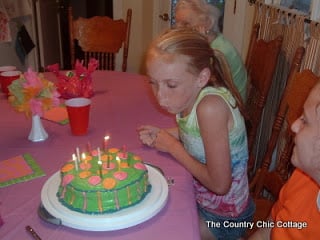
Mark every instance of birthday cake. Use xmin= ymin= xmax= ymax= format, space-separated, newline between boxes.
xmin=56 ymin=148 xmax=151 ymax=214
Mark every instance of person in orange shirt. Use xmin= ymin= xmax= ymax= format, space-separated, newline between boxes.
xmin=249 ymin=81 xmax=320 ymax=239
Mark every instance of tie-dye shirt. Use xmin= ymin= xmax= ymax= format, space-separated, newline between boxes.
xmin=176 ymin=86 xmax=249 ymax=217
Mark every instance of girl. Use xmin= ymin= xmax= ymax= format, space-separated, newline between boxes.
xmin=138 ymin=28 xmax=254 ymax=240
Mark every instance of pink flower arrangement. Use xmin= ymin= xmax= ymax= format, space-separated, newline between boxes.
xmin=8 ymin=68 xmax=60 ymax=117
xmin=47 ymin=58 xmax=99 ymax=99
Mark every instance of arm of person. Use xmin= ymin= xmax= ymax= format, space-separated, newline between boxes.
xmin=163 ymin=127 xmax=179 ymax=139
xmin=150 ymin=95 xmax=232 ymax=194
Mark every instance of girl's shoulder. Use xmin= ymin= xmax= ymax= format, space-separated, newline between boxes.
xmin=198 ymin=87 xmax=235 ymax=106
xmin=196 ymin=88 xmax=231 ymax=121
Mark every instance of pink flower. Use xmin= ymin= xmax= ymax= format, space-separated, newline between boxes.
xmin=29 ymin=98 xmax=43 ymax=116
xmin=23 ymin=68 xmax=43 ymax=88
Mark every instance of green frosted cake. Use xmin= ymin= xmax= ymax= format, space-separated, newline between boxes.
xmin=57 ymin=148 xmax=151 ymax=214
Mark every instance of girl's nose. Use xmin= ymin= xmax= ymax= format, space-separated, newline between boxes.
xmin=156 ymin=88 xmax=168 ymax=106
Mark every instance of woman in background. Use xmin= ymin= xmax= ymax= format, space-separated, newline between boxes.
xmin=175 ymin=0 xmax=248 ymax=101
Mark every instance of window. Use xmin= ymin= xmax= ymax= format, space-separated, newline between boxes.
xmin=280 ymin=0 xmax=311 ymax=14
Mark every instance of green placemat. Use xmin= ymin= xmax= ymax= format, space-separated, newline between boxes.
xmin=0 ymin=153 xmax=46 ymax=188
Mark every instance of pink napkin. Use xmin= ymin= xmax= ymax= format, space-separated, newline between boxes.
xmin=0 ymin=214 xmax=3 ymax=227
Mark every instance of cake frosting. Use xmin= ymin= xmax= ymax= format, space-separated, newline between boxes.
xmin=57 ymin=147 xmax=151 ymax=214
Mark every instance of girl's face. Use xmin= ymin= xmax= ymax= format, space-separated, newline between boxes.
xmin=291 ymin=88 xmax=320 ymax=176
xmin=146 ymin=54 xmax=207 ymax=115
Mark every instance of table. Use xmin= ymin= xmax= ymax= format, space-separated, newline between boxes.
xmin=0 ymin=71 xmax=200 ymax=240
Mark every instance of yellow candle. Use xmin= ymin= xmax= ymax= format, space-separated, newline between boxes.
xmin=82 ymin=152 xmax=87 ymax=164
xmin=116 ymin=156 xmax=121 ymax=171
xmin=97 ymin=147 xmax=103 ymax=178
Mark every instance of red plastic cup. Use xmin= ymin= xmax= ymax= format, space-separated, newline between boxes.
xmin=0 ymin=70 xmax=21 ymax=96
xmin=0 ymin=65 xmax=16 ymax=73
xmin=65 ymin=98 xmax=91 ymax=135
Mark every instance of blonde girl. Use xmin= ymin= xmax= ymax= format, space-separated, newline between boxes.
xmin=138 ymin=28 xmax=254 ymax=240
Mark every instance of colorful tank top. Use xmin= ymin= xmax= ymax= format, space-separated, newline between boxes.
xmin=176 ymin=86 xmax=249 ymax=217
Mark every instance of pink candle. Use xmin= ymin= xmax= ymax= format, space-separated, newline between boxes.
xmin=72 ymin=153 xmax=78 ymax=171
xmin=104 ymin=135 xmax=110 ymax=151
xmin=76 ymin=147 xmax=81 ymax=165
xmin=107 ymin=154 xmax=110 ymax=168
xmin=87 ymin=142 xmax=92 ymax=153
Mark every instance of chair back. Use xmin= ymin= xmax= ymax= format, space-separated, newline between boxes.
xmin=68 ymin=7 xmax=132 ymax=71
xmin=245 ymin=23 xmax=283 ymax=170
xmin=247 ymin=49 xmax=320 ymax=236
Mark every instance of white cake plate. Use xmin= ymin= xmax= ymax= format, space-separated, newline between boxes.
xmin=40 ymin=166 xmax=168 ymax=231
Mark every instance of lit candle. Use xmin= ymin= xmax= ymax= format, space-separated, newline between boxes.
xmin=104 ymin=135 xmax=110 ymax=151
xmin=82 ymin=152 xmax=87 ymax=164
xmin=116 ymin=156 xmax=121 ymax=171
xmin=72 ymin=153 xmax=78 ymax=171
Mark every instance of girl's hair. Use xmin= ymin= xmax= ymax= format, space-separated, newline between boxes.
xmin=146 ymin=27 xmax=246 ymax=116
xmin=175 ymin=0 xmax=221 ymax=33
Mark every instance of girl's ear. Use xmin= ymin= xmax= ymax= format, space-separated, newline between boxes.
xmin=197 ymin=67 xmax=210 ymax=88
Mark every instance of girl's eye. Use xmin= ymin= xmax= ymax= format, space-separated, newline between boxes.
xmin=167 ymin=83 xmax=177 ymax=89
xmin=148 ymin=80 xmax=156 ymax=86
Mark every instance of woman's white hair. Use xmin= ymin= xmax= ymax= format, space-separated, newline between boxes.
xmin=175 ymin=0 xmax=222 ymax=33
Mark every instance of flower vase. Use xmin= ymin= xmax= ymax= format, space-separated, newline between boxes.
xmin=28 ymin=115 xmax=48 ymax=142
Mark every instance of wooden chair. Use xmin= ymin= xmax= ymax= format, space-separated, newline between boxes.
xmin=247 ymin=49 xmax=320 ymax=236
xmin=245 ymin=23 xmax=283 ymax=171
xmin=68 ymin=7 xmax=132 ymax=71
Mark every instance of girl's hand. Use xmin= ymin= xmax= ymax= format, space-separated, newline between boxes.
xmin=153 ymin=129 xmax=180 ymax=153
xmin=137 ymin=125 xmax=160 ymax=147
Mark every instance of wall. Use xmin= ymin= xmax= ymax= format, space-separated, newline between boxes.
xmin=114 ymin=0 xmax=254 ymax=73
xmin=223 ymin=0 xmax=255 ymax=61
xmin=114 ymin=0 xmax=154 ymax=73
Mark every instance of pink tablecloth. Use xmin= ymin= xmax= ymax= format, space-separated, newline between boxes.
xmin=0 ymin=71 xmax=200 ymax=240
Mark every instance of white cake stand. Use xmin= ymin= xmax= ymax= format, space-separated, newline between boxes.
xmin=40 ymin=166 xmax=169 ymax=231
